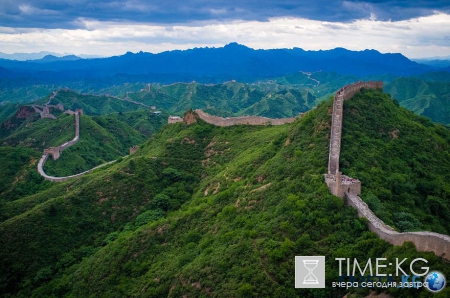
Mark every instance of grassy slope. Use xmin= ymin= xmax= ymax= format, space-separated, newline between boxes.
xmin=0 ymin=95 xmax=449 ymax=297
xmin=0 ymin=80 xmax=53 ymax=104
xmin=341 ymin=88 xmax=450 ymax=234
xmin=0 ymin=113 xmax=146 ymax=177
xmin=98 ymin=110 xmax=168 ymax=137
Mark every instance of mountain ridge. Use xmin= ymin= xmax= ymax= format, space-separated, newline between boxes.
xmin=0 ymin=43 xmax=436 ymax=82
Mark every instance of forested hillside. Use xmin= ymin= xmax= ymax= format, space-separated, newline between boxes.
xmin=120 ymin=81 xmax=316 ymax=118
xmin=384 ymin=76 xmax=450 ymax=125
xmin=341 ymin=88 xmax=450 ymax=234
xmin=0 ymin=96 xmax=167 ymax=198
xmin=1 ymin=89 xmax=449 ymax=297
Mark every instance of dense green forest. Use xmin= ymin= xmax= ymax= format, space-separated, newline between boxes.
xmin=384 ymin=74 xmax=450 ymax=125
xmin=2 ymin=70 xmax=450 ymax=125
xmin=0 ymin=146 xmax=50 ymax=204
xmin=124 ymin=81 xmax=316 ymax=118
xmin=340 ymin=88 xmax=450 ymax=234
xmin=1 ymin=89 xmax=449 ymax=297
xmin=0 ymin=95 xmax=167 ymax=194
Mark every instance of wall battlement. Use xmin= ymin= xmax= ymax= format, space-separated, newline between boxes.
xmin=324 ymin=173 xmax=361 ymax=198
xmin=194 ymin=109 xmax=298 ymax=126
xmin=168 ymin=116 xmax=183 ymax=124
xmin=325 ymin=81 xmax=450 ymax=260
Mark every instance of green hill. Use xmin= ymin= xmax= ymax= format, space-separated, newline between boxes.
xmin=126 ymin=81 xmax=315 ymax=118
xmin=39 ymin=90 xmax=149 ymax=115
xmin=42 ymin=114 xmax=147 ymax=177
xmin=341 ymin=88 xmax=450 ymax=234
xmin=0 ymin=102 xmax=22 ymax=123
xmin=384 ymin=76 xmax=450 ymax=125
xmin=0 ymin=89 xmax=449 ymax=297
xmin=1 ymin=113 xmax=79 ymax=149
xmin=0 ymin=102 xmax=167 ymax=193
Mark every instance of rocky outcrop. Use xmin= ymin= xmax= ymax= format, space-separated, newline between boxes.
xmin=183 ymin=111 xmax=197 ymax=125
xmin=16 ymin=106 xmax=36 ymax=119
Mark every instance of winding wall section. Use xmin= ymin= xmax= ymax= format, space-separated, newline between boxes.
xmin=37 ymin=110 xmax=115 ymax=182
xmin=325 ymin=81 xmax=450 ymax=260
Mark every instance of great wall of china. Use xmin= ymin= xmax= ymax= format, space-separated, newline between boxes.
xmin=37 ymin=109 xmax=115 ymax=182
xmin=34 ymin=85 xmax=450 ymax=259
xmin=194 ymin=109 xmax=298 ymax=126
xmin=168 ymin=109 xmax=300 ymax=126
xmin=168 ymin=84 xmax=450 ymax=259
xmin=325 ymin=81 xmax=450 ymax=260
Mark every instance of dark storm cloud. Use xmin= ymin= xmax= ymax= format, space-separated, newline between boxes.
xmin=0 ymin=0 xmax=449 ymax=29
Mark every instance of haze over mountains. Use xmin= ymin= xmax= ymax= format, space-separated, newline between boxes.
xmin=0 ymin=43 xmax=440 ymax=84
xmin=1 ymin=43 xmax=450 ymax=125
xmin=0 ymin=52 xmax=101 ymax=61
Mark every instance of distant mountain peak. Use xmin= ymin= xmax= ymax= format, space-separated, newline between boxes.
xmin=224 ymin=42 xmax=250 ymax=49
xmin=37 ymin=54 xmax=81 ymax=63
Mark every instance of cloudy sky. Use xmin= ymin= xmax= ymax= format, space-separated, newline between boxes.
xmin=1 ymin=0 xmax=449 ymax=58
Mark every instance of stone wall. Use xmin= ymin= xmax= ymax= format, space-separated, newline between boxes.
xmin=325 ymin=173 xmax=361 ymax=198
xmin=168 ymin=116 xmax=183 ymax=124
xmin=30 ymin=103 xmax=64 ymax=119
xmin=129 ymin=145 xmax=138 ymax=154
xmin=37 ymin=108 xmax=119 ymax=182
xmin=194 ymin=109 xmax=297 ymax=126
xmin=347 ymin=193 xmax=450 ymax=260
xmin=328 ymin=81 xmax=383 ymax=176
xmin=38 ymin=154 xmax=115 ymax=182
xmin=42 ymin=110 xmax=80 ymax=160
xmin=43 ymin=147 xmax=61 ymax=160
xmin=325 ymin=81 xmax=450 ymax=260
xmin=38 ymin=110 xmax=82 ymax=180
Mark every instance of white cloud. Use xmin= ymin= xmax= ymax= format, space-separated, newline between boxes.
xmin=0 ymin=13 xmax=449 ymax=58
xmin=18 ymin=4 xmax=57 ymax=16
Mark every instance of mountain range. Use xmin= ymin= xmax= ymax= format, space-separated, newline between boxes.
xmin=0 ymin=52 xmax=100 ymax=61
xmin=0 ymin=43 xmax=439 ymax=85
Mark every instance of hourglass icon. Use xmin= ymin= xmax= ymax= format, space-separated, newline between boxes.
xmin=303 ymin=260 xmax=319 ymax=284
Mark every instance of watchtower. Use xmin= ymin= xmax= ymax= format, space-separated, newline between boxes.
xmin=44 ymin=147 xmax=61 ymax=160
